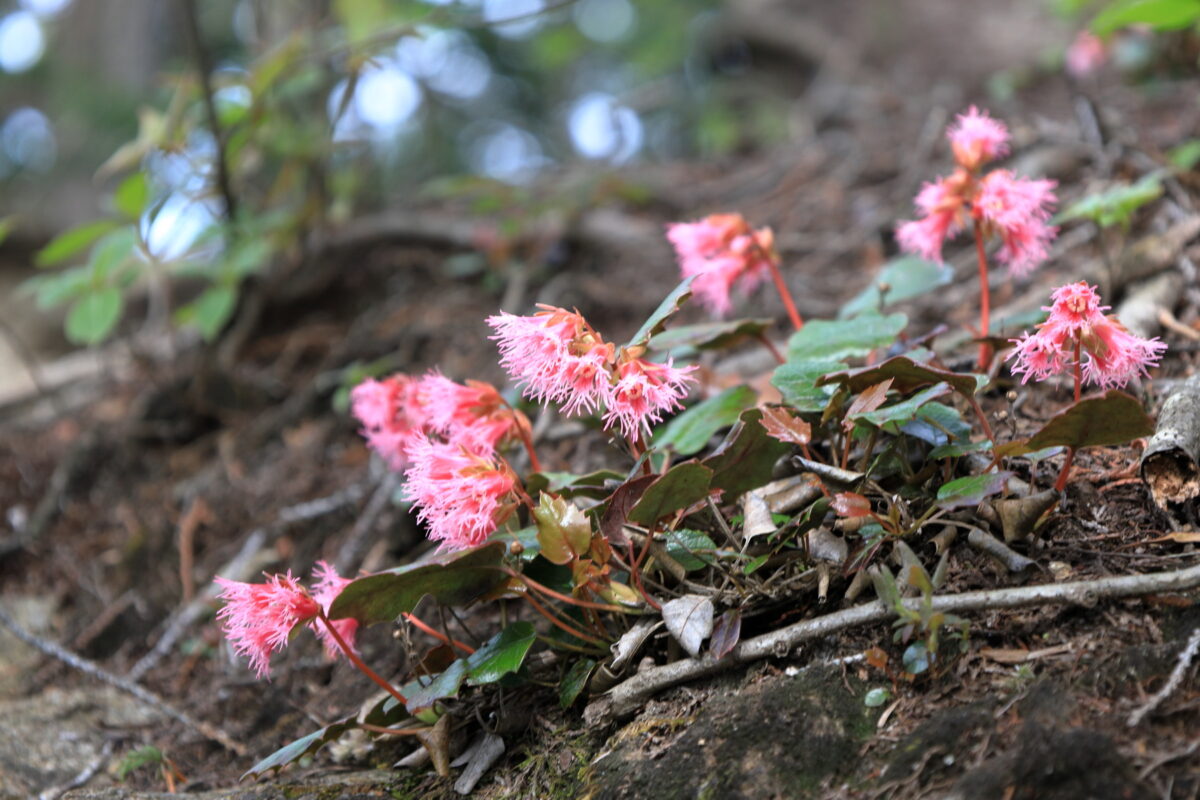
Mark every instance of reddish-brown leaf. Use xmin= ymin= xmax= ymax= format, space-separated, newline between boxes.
xmin=760 ymin=405 xmax=812 ymax=446
xmin=832 ymin=491 xmax=873 ymax=519
xmin=843 ymin=378 xmax=894 ymax=431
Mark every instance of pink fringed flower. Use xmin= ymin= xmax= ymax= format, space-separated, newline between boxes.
xmin=487 ymin=306 xmax=614 ymax=415
xmin=667 ymin=213 xmax=776 ymax=317
xmin=351 ymin=375 xmax=429 ymax=470
xmin=1066 ymin=31 xmax=1106 ymax=78
xmin=948 ymin=106 xmax=1010 ymax=172
xmin=974 ymin=170 xmax=1058 ymax=277
xmin=1008 ymin=282 xmax=1166 ymax=389
xmin=603 ymin=356 xmax=698 ymax=440
xmin=404 ymin=435 xmax=518 ymax=551
xmin=895 ymin=176 xmax=969 ymax=263
xmin=310 ymin=561 xmax=358 ymax=659
xmin=214 ymin=571 xmax=321 ymax=679
xmin=418 ymin=373 xmax=528 ymax=454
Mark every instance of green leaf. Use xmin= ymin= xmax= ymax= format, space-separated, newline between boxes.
xmin=702 ymin=409 xmax=792 ymax=499
xmin=902 ymin=641 xmax=933 ymax=675
xmin=743 ymin=553 xmax=769 ymax=575
xmin=1055 ymin=173 xmax=1163 ymax=228
xmin=116 ymin=746 xmax=164 ymax=780
xmin=329 ymin=543 xmax=506 ymax=625
xmin=935 ymin=472 xmax=1013 ymax=510
xmin=900 ymin=402 xmax=973 ymax=447
xmin=87 ymin=228 xmax=137 ymax=282
xmin=665 ymin=529 xmax=718 ymax=572
xmin=839 ymin=258 xmax=954 ymax=319
xmin=334 ymin=0 xmax=391 ymax=46
xmin=648 ymin=318 xmax=775 ymax=352
xmin=928 ymin=439 xmax=994 ymax=459
xmin=466 ymin=622 xmax=537 ymax=685
xmin=627 ymin=462 xmax=714 ymax=526
xmin=242 ymin=719 xmax=355 ymax=779
xmin=113 ymin=172 xmax=150 ymax=219
xmin=1091 ymin=0 xmax=1200 ymax=35
xmin=1169 ymin=139 xmax=1200 ymax=171
xmin=559 ymin=657 xmax=597 ymax=708
xmin=403 ymin=660 xmax=467 ymax=715
xmin=1020 ymin=390 xmax=1155 ymax=452
xmin=525 ymin=469 xmax=624 ymax=500
xmin=176 ymin=284 xmax=237 ymax=342
xmin=771 ymin=359 xmax=846 ymax=412
xmin=786 ymin=313 xmax=907 ymax=362
xmin=0 ymin=216 xmax=15 ymax=247
xmin=857 ymin=383 xmax=952 ymax=429
xmin=36 ymin=219 xmax=120 ymax=267
xmin=533 ymin=494 xmax=592 ymax=566
xmin=653 ymin=385 xmax=757 ymax=456
xmin=65 ymin=288 xmax=123 ymax=345
xmin=818 ymin=356 xmax=985 ymax=398
xmin=626 ymin=276 xmax=695 ymax=348
xmin=21 ymin=267 xmax=91 ymax=309
xmin=864 ymin=687 xmax=891 ymax=708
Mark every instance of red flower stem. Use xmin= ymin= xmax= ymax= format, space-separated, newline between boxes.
xmin=757 ymin=333 xmax=786 ymax=365
xmin=316 ymin=612 xmax=407 ymax=706
xmin=627 ymin=540 xmax=662 ymax=612
xmin=401 ymin=612 xmax=475 ymax=654
xmin=766 ymin=258 xmax=804 ymax=332
xmin=1055 ymin=338 xmax=1084 ymax=492
xmin=501 ymin=568 xmax=629 ymax=613
xmin=973 ymin=221 xmax=992 ymax=371
xmin=522 ymin=591 xmax=609 ymax=647
xmin=965 ymin=395 xmax=996 ymax=449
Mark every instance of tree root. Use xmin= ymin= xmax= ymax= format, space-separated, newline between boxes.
xmin=596 ymin=563 xmax=1200 ymax=720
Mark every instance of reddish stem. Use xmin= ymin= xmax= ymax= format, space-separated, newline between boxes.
xmin=317 ymin=612 xmax=407 ymax=706
xmin=1055 ymin=338 xmax=1084 ymax=492
xmin=359 ymin=723 xmax=427 ymax=736
xmin=973 ymin=221 xmax=992 ymax=371
xmin=757 ymin=333 xmax=786 ymax=365
xmin=766 ymin=258 xmax=804 ymax=332
xmin=500 ymin=396 xmax=542 ymax=473
xmin=522 ymin=591 xmax=609 ymax=647
xmin=627 ymin=540 xmax=662 ymax=612
xmin=502 ymin=568 xmax=630 ymax=612
xmin=401 ymin=612 xmax=475 ymax=654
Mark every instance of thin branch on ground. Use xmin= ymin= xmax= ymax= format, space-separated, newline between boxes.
xmin=0 ymin=604 xmax=247 ymax=755
xmin=1127 ymin=624 xmax=1200 ymax=727
xmin=36 ymin=739 xmax=114 ymax=800
xmin=599 ymin=563 xmax=1200 ymax=718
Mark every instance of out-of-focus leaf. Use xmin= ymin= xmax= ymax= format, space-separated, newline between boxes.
xmin=626 ymin=276 xmax=695 ymax=348
xmin=1091 ymin=0 xmax=1200 ymax=35
xmin=772 ymin=359 xmax=845 ymax=412
xmin=1055 ymin=173 xmax=1163 ymax=228
xmin=1169 ymin=139 xmax=1200 ymax=171
xmin=36 ymin=219 xmax=120 ymax=268
xmin=113 ymin=172 xmax=150 ymax=220
xmin=709 ymin=609 xmax=741 ymax=659
xmin=864 ymin=687 xmax=891 ymax=707
xmin=176 ymin=284 xmax=236 ymax=342
xmin=902 ymin=641 xmax=933 ymax=675
xmin=87 ymin=228 xmax=137 ymax=282
xmin=935 ymin=472 xmax=1012 ymax=510
xmin=703 ymin=409 xmax=792 ymax=499
xmin=65 ymin=288 xmax=123 ymax=345
xmin=649 ymin=318 xmax=775 ymax=352
xmin=329 ymin=543 xmax=506 ymax=625
xmin=786 ymin=313 xmax=907 ymax=361
xmin=661 ymin=594 xmax=714 ymax=657
xmin=628 ymin=462 xmax=713 ymax=525
xmin=839 ymin=257 xmax=954 ymax=319
xmin=653 ymin=386 xmax=757 ymax=456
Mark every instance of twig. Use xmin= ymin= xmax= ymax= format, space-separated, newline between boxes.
xmin=179 ymin=0 xmax=237 ymax=221
xmin=0 ymin=604 xmax=247 ymax=755
xmin=1127 ymin=625 xmax=1200 ymax=727
xmin=603 ymin=563 xmax=1200 ymax=717
xmin=37 ymin=739 xmax=114 ymax=800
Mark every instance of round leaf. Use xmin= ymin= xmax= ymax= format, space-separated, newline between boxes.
xmin=65 ymin=288 xmax=123 ymax=345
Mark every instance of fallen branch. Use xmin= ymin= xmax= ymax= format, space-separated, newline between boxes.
xmin=600 ymin=563 xmax=1200 ymax=718
xmin=1141 ymin=373 xmax=1200 ymax=509
xmin=1127 ymin=624 xmax=1200 ymax=727
xmin=0 ymin=604 xmax=247 ymax=755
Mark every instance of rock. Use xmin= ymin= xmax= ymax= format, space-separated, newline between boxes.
xmin=63 ymin=769 xmax=402 ymax=800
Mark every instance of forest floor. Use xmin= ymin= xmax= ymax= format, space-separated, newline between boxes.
xmin=1 ymin=1 xmax=1199 ymax=798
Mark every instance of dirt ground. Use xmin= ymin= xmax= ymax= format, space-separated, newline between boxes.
xmin=1 ymin=1 xmax=1198 ymax=798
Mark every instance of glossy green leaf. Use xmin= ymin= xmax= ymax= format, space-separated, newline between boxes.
xmin=65 ymin=288 xmax=123 ymax=345
xmin=653 ymin=385 xmax=757 ymax=456
xmin=627 ymin=462 xmax=713 ymax=525
xmin=935 ymin=471 xmax=1012 ymax=510
xmin=329 ymin=542 xmax=506 ymax=625
xmin=864 ymin=687 xmax=891 ymax=707
xmin=839 ymin=257 xmax=954 ymax=319
xmin=533 ymin=494 xmax=592 ymax=566
xmin=559 ymin=657 xmax=597 ymax=708
xmin=703 ymin=409 xmax=792 ymax=499
xmin=857 ymin=383 xmax=952 ymax=429
xmin=771 ymin=359 xmax=846 ymax=412
xmin=242 ymin=719 xmax=355 ymax=779
xmin=664 ymin=529 xmax=718 ymax=572
xmin=902 ymin=641 xmax=933 ymax=675
xmin=819 ymin=356 xmax=985 ymax=398
xmin=466 ymin=621 xmax=537 ymax=685
xmin=743 ymin=554 xmax=769 ymax=575
xmin=113 ymin=172 xmax=150 ymax=219
xmin=626 ymin=275 xmax=695 ymax=348
xmin=786 ymin=313 xmax=907 ymax=361
xmin=648 ymin=318 xmax=775 ymax=352
xmin=36 ymin=219 xmax=120 ymax=267
xmin=901 ymin=402 xmax=973 ymax=447
xmin=404 ymin=660 xmax=467 ymax=715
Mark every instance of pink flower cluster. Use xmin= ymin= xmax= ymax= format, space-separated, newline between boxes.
xmin=1066 ymin=31 xmax=1106 ymax=78
xmin=666 ymin=213 xmax=777 ymax=316
xmin=897 ymin=107 xmax=1058 ymax=277
xmin=1008 ymin=282 xmax=1167 ymax=389
xmin=351 ymin=372 xmax=527 ymax=469
xmin=215 ymin=561 xmax=359 ymax=679
xmin=487 ymin=305 xmax=696 ymax=440
xmin=351 ymin=372 xmax=529 ymax=551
